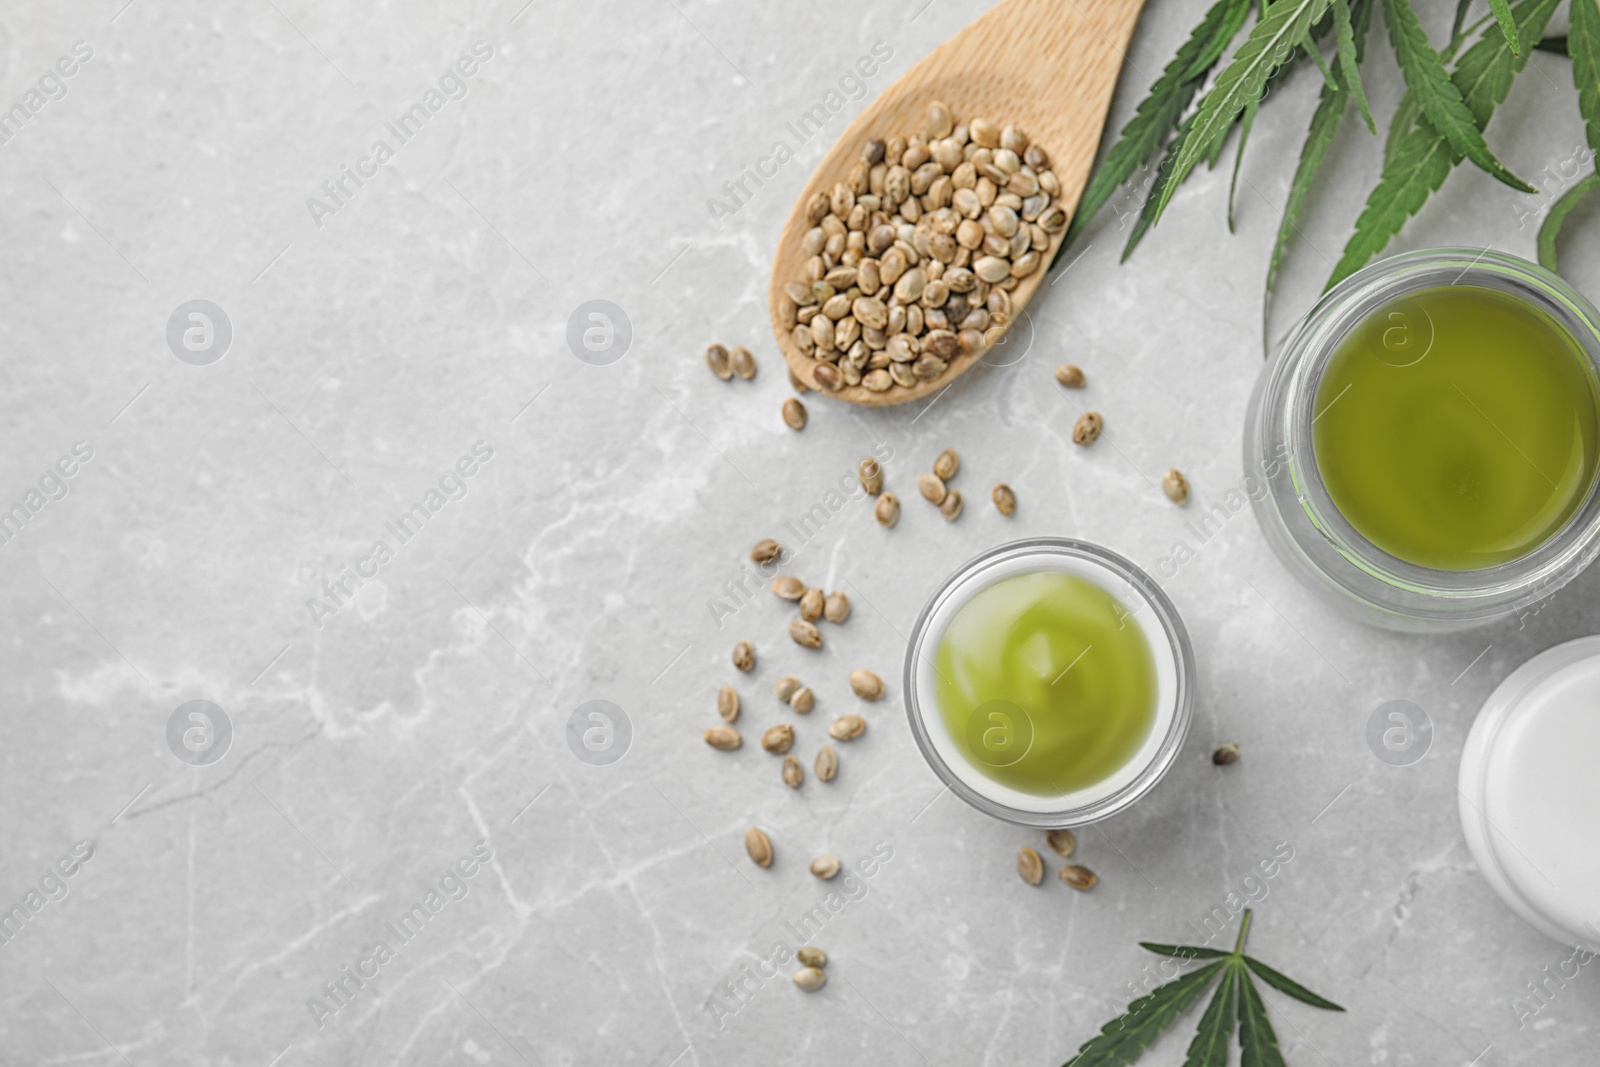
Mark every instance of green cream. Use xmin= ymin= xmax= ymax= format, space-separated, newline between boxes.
xmin=1313 ymin=286 xmax=1600 ymax=570
xmin=933 ymin=570 xmax=1157 ymax=797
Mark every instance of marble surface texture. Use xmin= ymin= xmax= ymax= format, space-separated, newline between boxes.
xmin=3 ymin=1 xmax=1600 ymax=1065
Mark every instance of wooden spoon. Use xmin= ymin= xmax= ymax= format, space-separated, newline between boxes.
xmin=768 ymin=0 xmax=1147 ymax=406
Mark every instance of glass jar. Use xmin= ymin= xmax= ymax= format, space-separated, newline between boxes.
xmin=1245 ymin=248 xmax=1600 ymax=631
xmin=902 ymin=537 xmax=1195 ymax=827
xmin=1459 ymin=635 xmax=1600 ymax=947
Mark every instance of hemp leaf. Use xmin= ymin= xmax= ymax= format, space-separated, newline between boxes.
xmin=1542 ymin=0 xmax=1600 ymax=270
xmin=1384 ymin=0 xmax=1534 ymax=192
xmin=1066 ymin=0 xmax=1251 ymax=248
xmin=1150 ymin=0 xmax=1333 ymax=225
xmin=1329 ymin=0 xmax=1562 ymax=287
xmin=1265 ymin=0 xmax=1373 ymax=348
xmin=1060 ymin=910 xmax=1344 ymax=1067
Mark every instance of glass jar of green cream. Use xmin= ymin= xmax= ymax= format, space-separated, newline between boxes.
xmin=1246 ymin=249 xmax=1600 ymax=630
xmin=903 ymin=538 xmax=1194 ymax=827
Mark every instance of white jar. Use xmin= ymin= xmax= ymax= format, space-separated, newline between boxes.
xmin=1458 ymin=636 xmax=1600 ymax=946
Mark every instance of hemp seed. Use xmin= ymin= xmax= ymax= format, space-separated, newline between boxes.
xmin=992 ymin=483 xmax=1016 ymax=516
xmin=1059 ymin=864 xmax=1098 ymax=891
xmin=858 ymin=458 xmax=884 ymax=496
xmin=729 ymin=346 xmax=757 ymax=380
xmin=762 ymin=724 xmax=795 ymax=754
xmin=1054 ymin=363 xmax=1085 ymax=388
xmin=750 ymin=538 xmax=783 ymax=564
xmin=782 ymin=755 xmax=804 ymax=787
xmin=772 ymin=575 xmax=806 ymax=600
xmin=799 ymin=587 xmax=825 ymax=622
xmin=746 ymin=828 xmax=774 ymax=868
xmin=1163 ymin=468 xmax=1190 ymax=506
xmin=1017 ymin=846 xmax=1044 ymax=885
xmin=849 ymin=669 xmax=884 ymax=701
xmin=1213 ymin=742 xmax=1240 ymax=765
xmin=828 ymin=715 xmax=866 ymax=741
xmin=815 ymin=745 xmax=838 ymax=781
xmin=705 ymin=343 xmax=732 ymax=380
xmin=810 ymin=854 xmax=841 ymax=879
xmin=782 ymin=397 xmax=807 ymax=430
xmin=790 ymin=619 xmax=824 ymax=649
xmin=823 ymin=591 xmax=852 ymax=623
xmin=1045 ymin=829 xmax=1076 ymax=858
xmin=716 ymin=685 xmax=740 ymax=723
xmin=933 ymin=448 xmax=960 ymax=481
xmin=732 ymin=640 xmax=755 ymax=672
xmin=789 ymin=686 xmax=815 ymax=714
xmin=704 ymin=725 xmax=742 ymax=750
xmin=793 ymin=967 xmax=826 ymax=992
xmin=874 ymin=493 xmax=901 ymax=527
xmin=1073 ymin=411 xmax=1103 ymax=446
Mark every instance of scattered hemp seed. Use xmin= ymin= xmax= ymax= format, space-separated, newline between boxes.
xmin=1073 ymin=411 xmax=1103 ymax=445
xmin=1213 ymin=742 xmax=1240 ymax=765
xmin=750 ymin=538 xmax=783 ymax=564
xmin=705 ymin=343 xmax=732 ymax=380
xmin=790 ymin=619 xmax=823 ymax=649
xmin=1017 ymin=846 xmax=1044 ymax=885
xmin=1163 ymin=468 xmax=1190 ymax=505
xmin=992 ymin=483 xmax=1017 ymax=516
xmin=772 ymin=575 xmax=805 ymax=600
xmin=858 ymin=458 xmax=884 ymax=496
xmin=1059 ymin=864 xmax=1098 ymax=891
xmin=875 ymin=493 xmax=901 ymax=527
xmin=732 ymin=640 xmax=755 ymax=672
xmin=1045 ymin=828 xmax=1076 ymax=858
xmin=762 ymin=724 xmax=795 ymax=754
xmin=810 ymin=854 xmax=841 ymax=878
xmin=1055 ymin=363 xmax=1085 ymax=388
xmin=716 ymin=685 xmax=739 ymax=723
xmin=729 ymin=345 xmax=757 ymax=380
xmin=782 ymin=397 xmax=808 ymax=430
xmin=745 ymin=828 xmax=773 ymax=867
xmin=849 ymin=669 xmax=884 ymax=701
xmin=704 ymin=725 xmax=741 ymax=750
xmin=828 ymin=715 xmax=866 ymax=740
xmin=933 ymin=448 xmax=960 ymax=481
xmin=940 ymin=489 xmax=963 ymax=521
xmin=793 ymin=966 xmax=826 ymax=992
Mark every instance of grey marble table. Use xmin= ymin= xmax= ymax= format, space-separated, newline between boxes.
xmin=3 ymin=1 xmax=1599 ymax=1064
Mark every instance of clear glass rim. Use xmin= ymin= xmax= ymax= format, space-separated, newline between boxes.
xmin=1276 ymin=248 xmax=1600 ymax=606
xmin=901 ymin=537 xmax=1195 ymax=828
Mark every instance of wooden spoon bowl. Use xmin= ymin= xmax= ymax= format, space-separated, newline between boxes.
xmin=768 ymin=0 xmax=1146 ymax=406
